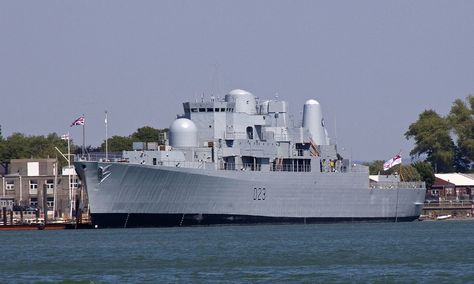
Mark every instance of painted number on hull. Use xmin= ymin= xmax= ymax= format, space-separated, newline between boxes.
xmin=253 ymin=187 xmax=266 ymax=201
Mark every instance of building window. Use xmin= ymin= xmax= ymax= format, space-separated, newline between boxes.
xmin=30 ymin=180 xmax=38 ymax=189
xmin=199 ymin=108 xmax=205 ymax=112
xmin=29 ymin=180 xmax=38 ymax=194
xmin=207 ymin=108 xmax=213 ymax=112
xmin=6 ymin=180 xmax=15 ymax=191
xmin=191 ymin=108 xmax=198 ymax=112
xmin=220 ymin=108 xmax=225 ymax=112
xmin=30 ymin=197 xmax=38 ymax=207
xmin=0 ymin=199 xmax=14 ymax=208
xmin=46 ymin=179 xmax=54 ymax=194
xmin=47 ymin=197 xmax=54 ymax=208
xmin=70 ymin=177 xmax=79 ymax=188
xmin=46 ymin=179 xmax=54 ymax=190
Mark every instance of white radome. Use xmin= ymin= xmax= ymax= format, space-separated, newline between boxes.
xmin=225 ymin=89 xmax=257 ymax=114
xmin=228 ymin=89 xmax=252 ymax=96
xmin=305 ymin=99 xmax=320 ymax=105
xmin=169 ymin=118 xmax=198 ymax=147
xmin=302 ymin=98 xmax=329 ymax=145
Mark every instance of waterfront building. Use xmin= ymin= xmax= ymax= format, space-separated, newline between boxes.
xmin=428 ymin=173 xmax=474 ymax=202
xmin=0 ymin=159 xmax=83 ymax=222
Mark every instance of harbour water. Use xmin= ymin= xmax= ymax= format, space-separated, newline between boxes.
xmin=1 ymin=220 xmax=474 ymax=283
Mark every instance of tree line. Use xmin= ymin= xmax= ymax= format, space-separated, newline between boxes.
xmin=0 ymin=132 xmax=70 ymax=172
xmin=365 ymin=95 xmax=473 ymax=188
xmin=99 ymin=126 xmax=168 ymax=152
xmin=405 ymin=95 xmax=473 ymax=173
xmin=0 ymin=126 xmax=166 ymax=172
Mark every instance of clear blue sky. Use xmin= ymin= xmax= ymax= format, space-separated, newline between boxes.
xmin=1 ymin=1 xmax=473 ymax=161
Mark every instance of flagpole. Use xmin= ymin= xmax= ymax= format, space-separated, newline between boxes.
xmin=105 ymin=110 xmax=108 ymax=161
xmin=67 ymin=133 xmax=71 ymax=168
xmin=82 ymin=114 xmax=86 ymax=158
xmin=398 ymin=150 xmax=403 ymax=182
xmin=67 ymin=134 xmax=72 ymax=220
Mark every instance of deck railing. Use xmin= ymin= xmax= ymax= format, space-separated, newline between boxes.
xmin=370 ymin=181 xmax=425 ymax=190
xmin=77 ymin=152 xmax=123 ymax=162
xmin=423 ymin=200 xmax=473 ymax=209
xmin=270 ymin=164 xmax=311 ymax=172
xmin=219 ymin=163 xmax=262 ymax=171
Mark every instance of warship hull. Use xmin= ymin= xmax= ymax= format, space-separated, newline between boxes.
xmin=75 ymin=161 xmax=426 ymax=228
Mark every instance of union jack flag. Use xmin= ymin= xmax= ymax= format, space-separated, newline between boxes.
xmin=70 ymin=116 xmax=85 ymax=127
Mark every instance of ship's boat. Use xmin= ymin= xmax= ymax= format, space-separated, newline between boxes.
xmin=74 ymin=89 xmax=426 ymax=228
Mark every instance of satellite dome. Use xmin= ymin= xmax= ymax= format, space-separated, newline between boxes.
xmin=228 ymin=89 xmax=252 ymax=96
xmin=305 ymin=99 xmax=320 ymax=105
xmin=169 ymin=118 xmax=198 ymax=148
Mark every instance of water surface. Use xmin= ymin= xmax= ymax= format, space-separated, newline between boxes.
xmin=1 ymin=220 xmax=473 ymax=283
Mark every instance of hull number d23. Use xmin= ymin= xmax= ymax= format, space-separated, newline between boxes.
xmin=253 ymin=187 xmax=266 ymax=201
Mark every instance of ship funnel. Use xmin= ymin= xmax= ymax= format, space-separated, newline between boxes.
xmin=302 ymin=99 xmax=329 ymax=145
xmin=169 ymin=118 xmax=198 ymax=148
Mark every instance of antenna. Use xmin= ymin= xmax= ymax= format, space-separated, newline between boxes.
xmin=211 ymin=63 xmax=222 ymax=96
xmin=105 ymin=110 xmax=108 ymax=161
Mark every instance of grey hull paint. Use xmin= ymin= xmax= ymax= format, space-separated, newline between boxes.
xmin=75 ymin=161 xmax=425 ymax=226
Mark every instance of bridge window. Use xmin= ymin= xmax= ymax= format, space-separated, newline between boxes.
xmin=247 ymin=126 xmax=254 ymax=140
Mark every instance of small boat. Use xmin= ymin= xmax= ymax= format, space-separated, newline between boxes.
xmin=436 ymin=215 xmax=452 ymax=220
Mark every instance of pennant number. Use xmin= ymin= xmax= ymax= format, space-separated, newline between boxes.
xmin=253 ymin=187 xmax=266 ymax=201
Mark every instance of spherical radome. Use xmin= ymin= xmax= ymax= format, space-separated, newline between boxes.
xmin=228 ymin=89 xmax=252 ymax=96
xmin=169 ymin=118 xmax=198 ymax=147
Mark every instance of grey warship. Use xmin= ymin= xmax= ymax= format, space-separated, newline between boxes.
xmin=74 ymin=89 xmax=425 ymax=228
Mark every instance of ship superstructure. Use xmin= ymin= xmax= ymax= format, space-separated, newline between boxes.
xmin=75 ymin=89 xmax=425 ymax=228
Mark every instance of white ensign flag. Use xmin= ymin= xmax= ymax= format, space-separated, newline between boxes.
xmin=383 ymin=153 xmax=402 ymax=171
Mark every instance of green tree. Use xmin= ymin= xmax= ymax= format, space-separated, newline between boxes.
xmin=399 ymin=164 xmax=421 ymax=182
xmin=0 ymin=132 xmax=70 ymax=171
xmin=131 ymin=126 xmax=166 ymax=143
xmin=366 ymin=160 xmax=385 ymax=175
xmin=412 ymin=161 xmax=435 ymax=189
xmin=365 ymin=160 xmax=421 ymax=182
xmin=405 ymin=110 xmax=455 ymax=173
xmin=447 ymin=95 xmax=474 ymax=172
xmin=101 ymin=126 xmax=168 ymax=152
xmin=101 ymin=135 xmax=133 ymax=152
